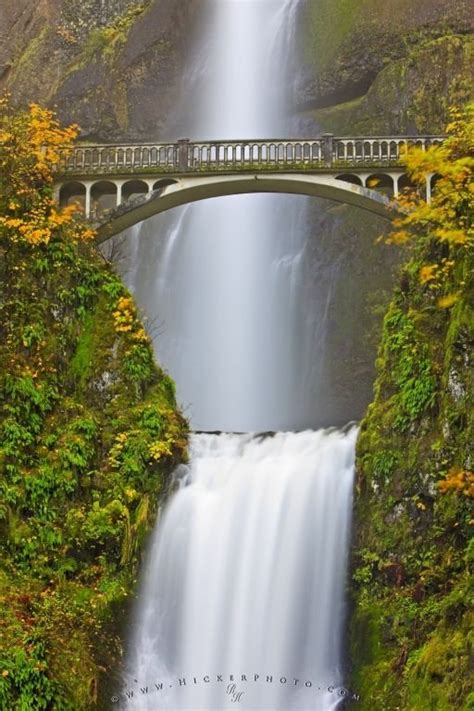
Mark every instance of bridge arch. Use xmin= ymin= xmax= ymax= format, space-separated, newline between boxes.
xmin=122 ymin=179 xmax=149 ymax=201
xmin=366 ymin=173 xmax=395 ymax=196
xmin=91 ymin=181 xmax=117 ymax=218
xmin=152 ymin=178 xmax=179 ymax=192
xmin=94 ymin=173 xmax=399 ymax=243
xmin=336 ymin=174 xmax=363 ymax=187
xmin=59 ymin=181 xmax=86 ymax=211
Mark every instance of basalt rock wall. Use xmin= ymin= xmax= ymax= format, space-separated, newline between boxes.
xmin=1 ymin=0 xmax=199 ymax=141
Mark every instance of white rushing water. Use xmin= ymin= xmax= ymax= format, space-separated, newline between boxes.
xmin=123 ymin=2 xmax=358 ymax=709
xmin=122 ymin=0 xmax=328 ymax=433
xmin=126 ymin=429 xmax=356 ymax=710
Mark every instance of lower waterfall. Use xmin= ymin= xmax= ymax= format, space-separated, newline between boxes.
xmin=126 ymin=428 xmax=357 ymax=710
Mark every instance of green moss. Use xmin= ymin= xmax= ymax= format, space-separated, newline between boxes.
xmin=59 ymin=2 xmax=148 ymax=87
xmin=404 ymin=623 xmax=474 ymax=709
xmin=77 ymin=3 xmax=147 ymax=69
xmin=0 ymin=226 xmax=188 ymax=706
xmin=304 ymin=0 xmax=363 ymax=72
xmin=71 ymin=312 xmax=95 ymax=384
xmin=10 ymin=28 xmax=49 ymax=81
xmin=304 ymin=34 xmax=474 ymax=134
xmin=377 ymin=304 xmax=436 ymax=431
xmin=350 ymin=601 xmax=401 ymax=706
xmin=301 ymin=95 xmax=367 ymax=135
xmin=350 ymin=241 xmax=473 ymax=708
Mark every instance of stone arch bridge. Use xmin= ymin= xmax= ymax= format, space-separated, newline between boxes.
xmin=54 ymin=134 xmax=443 ymax=243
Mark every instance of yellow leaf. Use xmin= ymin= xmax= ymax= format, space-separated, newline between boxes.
xmin=437 ymin=293 xmax=460 ymax=309
xmin=419 ymin=264 xmax=438 ymax=284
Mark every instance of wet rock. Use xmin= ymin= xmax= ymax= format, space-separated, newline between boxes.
xmin=448 ymin=367 xmax=465 ymax=401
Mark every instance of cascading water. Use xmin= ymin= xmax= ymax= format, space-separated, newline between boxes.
xmin=122 ymin=2 xmax=358 ymax=709
xmin=125 ymin=429 xmax=356 ymax=710
xmin=122 ymin=0 xmax=325 ymax=433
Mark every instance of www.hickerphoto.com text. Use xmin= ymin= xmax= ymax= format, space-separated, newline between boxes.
xmin=113 ymin=674 xmax=360 ymax=703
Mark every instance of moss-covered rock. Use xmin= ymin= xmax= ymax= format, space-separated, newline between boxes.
xmin=0 ymin=0 xmax=198 ymax=141
xmin=0 ymin=228 xmax=188 ymax=708
xmin=304 ymin=35 xmax=474 ymax=135
xmin=301 ymin=0 xmax=473 ymax=111
xmin=349 ymin=239 xmax=473 ymax=708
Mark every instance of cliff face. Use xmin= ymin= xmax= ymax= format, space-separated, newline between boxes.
xmin=293 ymin=0 xmax=474 ymax=427
xmin=350 ymin=245 xmax=473 ymax=710
xmin=0 ymin=226 xmax=188 ymax=708
xmin=0 ymin=0 xmax=199 ymax=140
xmin=299 ymin=4 xmax=473 ymax=708
xmin=5 ymin=0 xmax=470 ymax=141
xmin=300 ymin=0 xmax=473 ymax=128
xmin=0 ymin=102 xmax=188 ymax=707
xmin=302 ymin=34 xmax=473 ymax=136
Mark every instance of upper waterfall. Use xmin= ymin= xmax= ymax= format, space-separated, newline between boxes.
xmin=120 ymin=0 xmax=330 ymax=433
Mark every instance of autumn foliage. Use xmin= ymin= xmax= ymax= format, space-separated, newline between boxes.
xmin=0 ymin=100 xmax=188 ymax=707
xmin=0 ymin=97 xmax=94 ymax=245
xmin=386 ymin=105 xmax=473 ymax=308
xmin=438 ymin=467 xmax=474 ymax=497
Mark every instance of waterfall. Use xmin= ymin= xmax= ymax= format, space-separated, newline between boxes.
xmin=125 ymin=429 xmax=356 ymax=710
xmin=122 ymin=2 xmax=358 ymax=709
xmin=122 ymin=0 xmax=327 ymax=433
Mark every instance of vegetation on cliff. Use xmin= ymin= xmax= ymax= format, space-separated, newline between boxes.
xmin=303 ymin=0 xmax=473 ymax=107
xmin=308 ymin=34 xmax=473 ymax=135
xmin=351 ymin=107 xmax=473 ymax=709
xmin=0 ymin=101 xmax=188 ymax=708
xmin=303 ymin=0 xmax=473 ymax=134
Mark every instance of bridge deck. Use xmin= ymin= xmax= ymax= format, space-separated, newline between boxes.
xmin=56 ymin=135 xmax=444 ymax=177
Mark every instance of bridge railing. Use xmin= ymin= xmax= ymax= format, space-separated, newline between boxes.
xmin=55 ymin=136 xmax=444 ymax=175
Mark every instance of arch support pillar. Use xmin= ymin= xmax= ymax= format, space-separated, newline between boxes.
xmin=116 ymin=181 xmax=123 ymax=207
xmin=85 ymin=183 xmax=92 ymax=218
xmin=393 ymin=174 xmax=400 ymax=197
xmin=426 ymin=173 xmax=433 ymax=204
